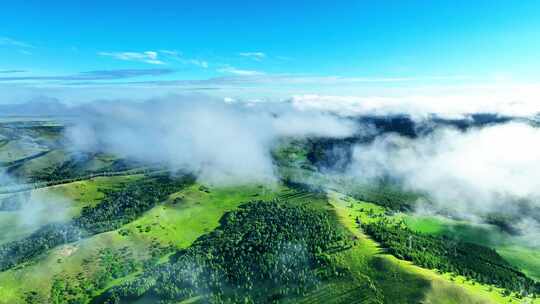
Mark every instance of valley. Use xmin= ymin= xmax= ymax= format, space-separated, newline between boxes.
xmin=0 ymin=117 xmax=538 ymax=304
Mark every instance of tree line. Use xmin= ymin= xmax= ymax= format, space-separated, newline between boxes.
xmin=361 ymin=220 xmax=540 ymax=297
xmin=98 ymin=200 xmax=352 ymax=304
xmin=0 ymin=173 xmax=194 ymax=271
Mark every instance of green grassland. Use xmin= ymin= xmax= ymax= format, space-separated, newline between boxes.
xmin=328 ymin=191 xmax=539 ymax=304
xmin=272 ymin=138 xmax=315 ymax=171
xmin=404 ymin=215 xmax=540 ymax=281
xmin=120 ymin=183 xmax=281 ymax=249
xmin=0 ymin=130 xmax=538 ymax=303
xmin=0 ymin=175 xmax=143 ymax=245
xmin=0 ymin=122 xmax=143 ymax=184
xmin=275 ymin=138 xmax=540 ymax=289
xmin=1 ymin=179 xmax=537 ymax=304
xmin=279 ymin=165 xmax=421 ymax=211
xmin=0 ymin=122 xmax=63 ymax=166
xmin=0 ymin=140 xmax=49 ymax=164
xmin=3 ymin=149 xmax=67 ymax=178
xmin=3 ymin=149 xmax=133 ymax=183
xmin=103 ymin=195 xmax=347 ymax=303
xmin=0 ymin=182 xmax=282 ymax=303
xmin=107 ymin=185 xmax=536 ymax=304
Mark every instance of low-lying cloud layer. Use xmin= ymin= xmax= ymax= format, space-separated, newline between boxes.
xmin=292 ymin=93 xmax=540 ymax=119
xmin=0 ymin=69 xmax=175 ymax=82
xmin=3 ymin=93 xmax=540 ymax=244
xmin=348 ymin=122 xmax=540 ymax=240
xmin=67 ymin=95 xmax=356 ymax=184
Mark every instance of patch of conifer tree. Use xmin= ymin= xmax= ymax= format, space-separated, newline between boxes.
xmin=361 ymin=220 xmax=539 ymax=296
xmin=99 ymin=200 xmax=352 ymax=304
xmin=0 ymin=173 xmax=194 ymax=271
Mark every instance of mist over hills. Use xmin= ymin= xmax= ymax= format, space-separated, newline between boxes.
xmin=1 ymin=95 xmax=539 ymax=303
xmin=3 ymin=1 xmax=540 ymax=302
xmin=2 ymin=96 xmax=539 ymax=233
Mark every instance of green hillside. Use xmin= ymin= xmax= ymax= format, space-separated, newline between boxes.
xmin=0 ymin=119 xmax=538 ymax=304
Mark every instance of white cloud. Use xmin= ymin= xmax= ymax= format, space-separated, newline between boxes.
xmin=192 ymin=60 xmax=208 ymax=68
xmin=239 ymin=52 xmax=266 ymax=61
xmin=159 ymin=50 xmax=179 ymax=56
xmin=217 ymin=66 xmax=265 ymax=76
xmin=0 ymin=37 xmax=34 ymax=48
xmin=98 ymin=51 xmax=165 ymax=65
xmin=66 ymin=96 xmax=355 ymax=185
xmin=291 ymin=89 xmax=540 ymax=119
xmin=159 ymin=50 xmax=208 ymax=68
xmin=349 ymin=122 xmax=540 ymax=222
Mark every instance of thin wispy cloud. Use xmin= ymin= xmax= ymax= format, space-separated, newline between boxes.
xmin=98 ymin=51 xmax=165 ymax=65
xmin=175 ymin=74 xmax=464 ymax=85
xmin=0 ymin=70 xmax=26 ymax=74
xmin=239 ymin=52 xmax=266 ymax=61
xmin=43 ymin=73 xmax=469 ymax=88
xmin=0 ymin=37 xmax=34 ymax=48
xmin=79 ymin=69 xmax=175 ymax=79
xmin=0 ymin=68 xmax=175 ymax=82
xmin=160 ymin=50 xmax=179 ymax=56
xmin=160 ymin=50 xmax=208 ymax=68
xmin=217 ymin=66 xmax=265 ymax=76
xmin=189 ymin=59 xmax=209 ymax=68
xmin=98 ymin=50 xmax=209 ymax=68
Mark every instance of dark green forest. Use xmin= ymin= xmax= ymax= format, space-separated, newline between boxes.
xmin=0 ymin=174 xmax=194 ymax=271
xmin=99 ymin=200 xmax=352 ymax=304
xmin=361 ymin=220 xmax=540 ymax=297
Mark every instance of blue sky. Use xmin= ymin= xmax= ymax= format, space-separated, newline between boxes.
xmin=1 ymin=0 xmax=540 ymax=103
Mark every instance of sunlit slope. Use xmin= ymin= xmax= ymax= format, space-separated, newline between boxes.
xmin=404 ymin=215 xmax=540 ymax=281
xmin=0 ymin=174 xmax=537 ymax=303
xmin=0 ymin=183 xmax=279 ymax=304
xmin=0 ymin=175 xmax=143 ymax=245
xmin=328 ymin=192 xmax=539 ymax=304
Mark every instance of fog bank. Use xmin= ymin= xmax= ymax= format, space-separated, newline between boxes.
xmin=348 ymin=122 xmax=540 ymax=243
xmin=66 ymin=95 xmax=356 ymax=185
